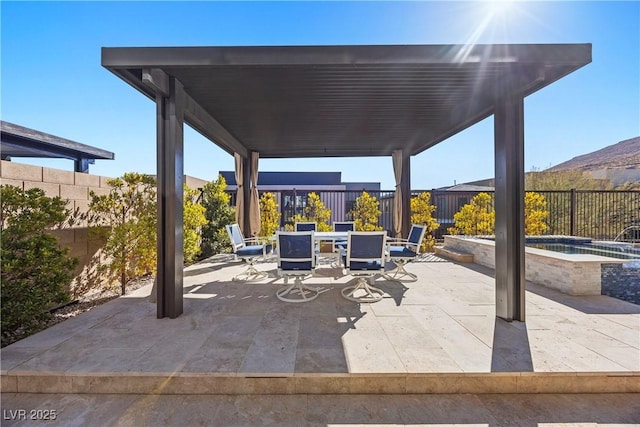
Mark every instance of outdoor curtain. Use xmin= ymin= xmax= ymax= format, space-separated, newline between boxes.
xmin=248 ymin=151 xmax=261 ymax=236
xmin=392 ymin=149 xmax=403 ymax=237
xmin=234 ymin=152 xmax=244 ymax=234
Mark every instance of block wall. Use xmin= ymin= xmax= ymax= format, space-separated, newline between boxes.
xmin=0 ymin=160 xmax=113 ymax=285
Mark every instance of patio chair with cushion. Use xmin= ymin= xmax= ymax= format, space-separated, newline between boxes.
xmin=331 ymin=221 xmax=355 ymax=266
xmin=226 ymin=223 xmax=273 ymax=282
xmin=276 ymin=231 xmax=321 ymax=303
xmin=295 ymin=222 xmax=317 ymax=232
xmin=383 ymin=224 xmax=427 ymax=282
xmin=341 ymin=231 xmax=387 ymax=303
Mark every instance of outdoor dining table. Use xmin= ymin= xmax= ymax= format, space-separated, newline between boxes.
xmin=269 ymin=231 xmax=348 ymax=253
xmin=269 ymin=231 xmax=348 ymax=241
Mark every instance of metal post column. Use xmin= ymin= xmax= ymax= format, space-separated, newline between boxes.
xmin=494 ymin=86 xmax=526 ymax=322
xmin=400 ymin=153 xmax=411 ymax=238
xmin=242 ymin=153 xmax=252 ymax=237
xmin=156 ymin=76 xmax=185 ymax=319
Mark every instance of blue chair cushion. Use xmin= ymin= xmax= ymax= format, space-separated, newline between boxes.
xmin=389 ymin=246 xmax=417 ymax=258
xmin=348 ymin=260 xmax=382 ymax=271
xmin=237 ymin=244 xmax=271 ymax=257
xmin=280 ymin=260 xmax=313 ymax=271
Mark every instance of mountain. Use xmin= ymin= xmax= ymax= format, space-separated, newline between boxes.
xmin=547 ymin=136 xmax=640 ymax=172
xmin=545 ymin=136 xmax=640 ymax=186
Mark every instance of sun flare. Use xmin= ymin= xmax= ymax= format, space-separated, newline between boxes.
xmin=486 ymin=0 xmax=514 ymax=17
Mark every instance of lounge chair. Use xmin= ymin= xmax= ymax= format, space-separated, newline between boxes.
xmin=226 ymin=223 xmax=272 ymax=282
xmin=276 ymin=231 xmax=321 ymax=303
xmin=383 ymin=224 xmax=427 ymax=282
xmin=341 ymin=231 xmax=387 ymax=303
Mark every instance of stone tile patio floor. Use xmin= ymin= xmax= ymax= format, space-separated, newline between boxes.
xmin=1 ymin=253 xmax=639 ymax=425
xmin=3 ymin=253 xmax=638 ymax=376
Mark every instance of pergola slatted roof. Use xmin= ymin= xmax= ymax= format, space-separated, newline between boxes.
xmin=103 ymin=43 xmax=591 ymax=158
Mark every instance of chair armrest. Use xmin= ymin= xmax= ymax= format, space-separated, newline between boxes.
xmin=386 ymin=238 xmax=420 ymax=253
xmin=243 ymin=236 xmax=261 ymax=245
xmin=386 ymin=238 xmax=409 ymax=245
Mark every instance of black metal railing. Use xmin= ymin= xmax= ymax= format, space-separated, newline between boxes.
xmin=224 ymin=189 xmax=640 ymax=242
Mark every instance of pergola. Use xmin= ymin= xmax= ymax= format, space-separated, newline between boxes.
xmin=102 ymin=44 xmax=591 ymax=322
xmin=1 ymin=121 xmax=115 ymax=173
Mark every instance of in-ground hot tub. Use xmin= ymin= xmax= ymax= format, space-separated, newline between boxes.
xmin=443 ymin=235 xmax=636 ymax=296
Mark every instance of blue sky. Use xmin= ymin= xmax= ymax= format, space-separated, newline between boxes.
xmin=2 ymin=1 xmax=638 ymax=189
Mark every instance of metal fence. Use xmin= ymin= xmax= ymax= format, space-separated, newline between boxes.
xmin=226 ymin=189 xmax=640 ymax=242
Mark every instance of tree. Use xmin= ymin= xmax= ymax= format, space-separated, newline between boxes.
xmin=410 ymin=192 xmax=440 ymax=252
xmin=286 ymin=192 xmax=332 ymax=231
xmin=350 ymin=191 xmax=383 ymax=231
xmin=1 ymin=185 xmax=76 ymax=345
xmin=524 ymin=192 xmax=549 ymax=235
xmin=89 ymin=173 xmax=157 ymax=295
xmin=200 ymin=174 xmax=235 ymax=258
xmin=259 ymin=192 xmax=281 ymax=238
xmin=449 ymin=192 xmax=495 ymax=235
xmin=183 ymin=184 xmax=207 ymax=264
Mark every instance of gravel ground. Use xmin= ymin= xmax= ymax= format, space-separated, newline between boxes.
xmin=2 ymin=276 xmax=154 ymax=348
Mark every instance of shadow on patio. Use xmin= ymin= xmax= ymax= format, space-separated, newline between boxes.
xmin=1 ymin=253 xmax=638 ymax=395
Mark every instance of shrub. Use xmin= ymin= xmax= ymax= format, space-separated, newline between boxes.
xmin=285 ymin=192 xmax=332 ymax=231
xmin=449 ymin=191 xmax=550 ymax=236
xmin=259 ymin=192 xmax=281 ymax=238
xmin=1 ymin=185 xmax=76 ymax=346
xmin=200 ymin=174 xmax=235 ymax=257
xmin=410 ymin=192 xmax=440 ymax=252
xmin=350 ymin=191 xmax=383 ymax=231
xmin=449 ymin=192 xmax=495 ymax=235
xmin=88 ymin=173 xmax=157 ymax=295
xmin=183 ymin=185 xmax=207 ymax=264
xmin=524 ymin=192 xmax=549 ymax=235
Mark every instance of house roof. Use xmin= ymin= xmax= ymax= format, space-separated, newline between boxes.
xmin=220 ymin=171 xmax=342 ymax=186
xmin=1 ymin=121 xmax=114 ymax=172
xmin=101 ymin=44 xmax=591 ymax=159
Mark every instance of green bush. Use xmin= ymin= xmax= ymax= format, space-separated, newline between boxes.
xmin=1 ymin=185 xmax=76 ymax=346
xmin=200 ymin=174 xmax=235 ymax=258
xmin=89 ymin=173 xmax=157 ymax=295
xmin=183 ymin=184 xmax=207 ymax=264
xmin=88 ymin=174 xmax=207 ymax=293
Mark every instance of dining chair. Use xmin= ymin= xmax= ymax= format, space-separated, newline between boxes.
xmin=383 ymin=224 xmax=427 ymax=282
xmin=275 ymin=231 xmax=321 ymax=303
xmin=226 ymin=223 xmax=272 ymax=282
xmin=341 ymin=231 xmax=387 ymax=303
xmin=331 ymin=221 xmax=355 ymax=266
xmin=295 ymin=222 xmax=317 ymax=232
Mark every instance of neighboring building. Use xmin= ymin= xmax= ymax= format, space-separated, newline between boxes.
xmin=0 ymin=121 xmax=114 ymax=173
xmin=219 ymin=171 xmax=380 ymax=227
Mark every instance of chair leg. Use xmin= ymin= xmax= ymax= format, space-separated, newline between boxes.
xmin=276 ymin=276 xmax=322 ymax=303
xmin=233 ymin=259 xmax=269 ymax=282
xmin=341 ymin=276 xmax=384 ymax=303
xmin=383 ymin=260 xmax=417 ymax=282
